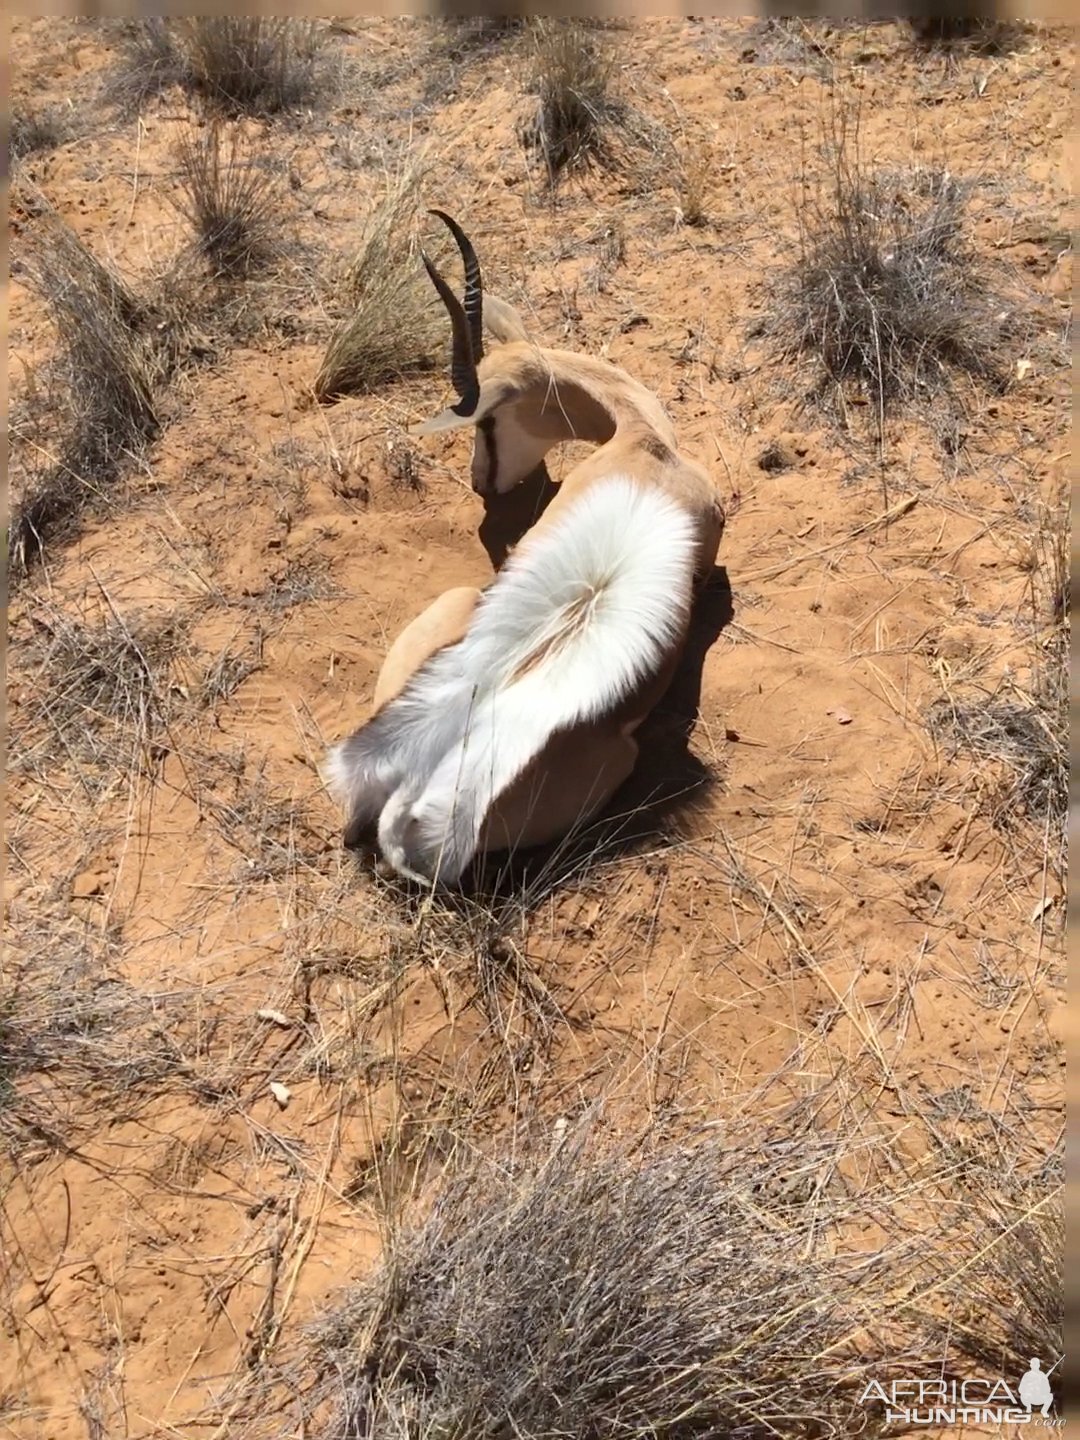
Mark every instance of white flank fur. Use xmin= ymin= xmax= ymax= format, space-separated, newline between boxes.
xmin=324 ymin=475 xmax=696 ymax=882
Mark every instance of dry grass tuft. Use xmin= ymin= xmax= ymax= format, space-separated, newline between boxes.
xmin=927 ymin=495 xmax=1067 ymax=874
xmin=10 ymin=105 xmax=75 ymax=162
xmin=172 ymin=122 xmax=283 ymax=277
xmin=676 ymin=134 xmax=717 ymax=228
xmin=10 ymin=218 xmax=165 ymax=575
xmin=431 ymin=15 xmax=526 ymax=61
xmin=205 ymin=777 xmax=316 ymax=885
xmin=263 ymin=1073 xmax=1066 ymax=1439
xmin=108 ymin=18 xmax=187 ymax=111
xmin=200 ymin=633 xmax=265 ymax=707
xmin=400 ymin=886 xmax=564 ymax=1046
xmin=420 ymin=17 xmax=529 ymax=104
xmin=9 ymin=602 xmax=188 ymax=787
xmin=261 ymin=556 xmax=340 ymax=611
xmin=0 ymin=913 xmax=193 ymax=1155
xmin=913 ymin=1134 xmax=1063 ymax=1411
xmin=928 ymin=680 xmax=1065 ymax=837
xmin=176 ymin=18 xmax=330 ymax=115
xmin=313 ymin=162 xmax=442 ymax=402
xmin=950 ymin=1192 xmax=1059 ymax=1393
xmin=521 ymin=19 xmax=623 ymax=182
xmin=293 ymin=1114 xmax=922 ymax=1439
xmin=770 ymin=107 xmax=1019 ymax=433
xmin=907 ymin=16 xmax=1032 ymax=55
xmin=927 ymin=673 xmax=1066 ymax=871
xmin=943 ymin=1194 xmax=1063 ymax=1404
xmin=112 ymin=18 xmax=333 ymax=116
xmin=751 ymin=16 xmax=843 ymax=69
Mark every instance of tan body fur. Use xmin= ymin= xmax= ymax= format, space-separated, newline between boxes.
xmin=464 ymin=334 xmax=725 ymax=587
xmin=358 ymin=313 xmax=723 ymax=864
xmin=329 ymin=221 xmax=724 ymax=878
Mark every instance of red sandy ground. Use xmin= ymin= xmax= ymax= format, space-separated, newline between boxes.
xmin=5 ymin=18 xmax=1068 ymax=1438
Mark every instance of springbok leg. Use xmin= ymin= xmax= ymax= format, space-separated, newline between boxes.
xmin=372 ymin=586 xmax=482 ymax=713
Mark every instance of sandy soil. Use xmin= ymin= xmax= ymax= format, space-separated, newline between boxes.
xmin=5 ymin=17 xmax=1068 ymax=1439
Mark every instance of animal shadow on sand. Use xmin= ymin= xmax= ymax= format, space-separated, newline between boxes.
xmin=477 ymin=461 xmax=561 ymax=572
xmin=463 ymin=559 xmax=733 ymax=906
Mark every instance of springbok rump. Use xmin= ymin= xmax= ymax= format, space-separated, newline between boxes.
xmin=324 ymin=213 xmax=725 ymax=885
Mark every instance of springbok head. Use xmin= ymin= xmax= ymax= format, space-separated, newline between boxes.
xmin=411 ymin=211 xmax=569 ymax=499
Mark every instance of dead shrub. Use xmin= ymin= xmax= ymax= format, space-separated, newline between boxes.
xmin=111 ymin=18 xmax=332 ymax=115
xmin=314 ymin=162 xmax=442 ymax=402
xmin=10 ymin=105 xmax=75 ymax=162
xmin=9 ymin=602 xmax=187 ymax=785
xmin=521 ymin=19 xmax=623 ymax=181
xmin=172 ymin=122 xmax=282 ymax=277
xmin=907 ymin=16 xmax=1031 ymax=54
xmin=299 ymin=1117 xmax=919 ymax=1439
xmin=0 ymin=914 xmax=192 ymax=1155
xmin=10 ymin=218 xmax=164 ymax=575
xmin=267 ymin=1087 xmax=1067 ymax=1440
xmin=769 ymin=106 xmax=1018 ymax=432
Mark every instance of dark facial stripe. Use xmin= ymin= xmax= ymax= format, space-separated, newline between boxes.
xmin=478 ymin=415 xmax=498 ymax=491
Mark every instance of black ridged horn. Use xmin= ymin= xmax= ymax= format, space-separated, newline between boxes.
xmin=420 ymin=212 xmax=487 ymax=418
xmin=428 ymin=209 xmax=484 ymax=366
xmin=420 ymin=249 xmax=480 ymax=417
xmin=429 ymin=211 xmax=483 ymax=374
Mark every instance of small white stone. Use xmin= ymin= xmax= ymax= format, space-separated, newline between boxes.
xmin=257 ymin=1008 xmax=292 ymax=1028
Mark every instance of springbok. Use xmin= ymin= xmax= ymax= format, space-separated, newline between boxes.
xmin=324 ymin=212 xmax=724 ymax=885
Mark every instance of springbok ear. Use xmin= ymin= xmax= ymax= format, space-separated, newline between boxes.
xmin=409 ymin=408 xmax=479 ymax=438
xmin=484 ymin=293 xmax=530 ymax=345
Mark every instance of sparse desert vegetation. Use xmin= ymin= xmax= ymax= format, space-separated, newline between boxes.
xmin=8 ymin=601 xmax=188 ymax=791
xmin=906 ymin=15 xmax=1033 ymax=55
xmin=111 ymin=17 xmax=335 ymax=116
xmin=172 ymin=121 xmax=285 ymax=278
xmin=10 ymin=103 xmax=76 ymax=162
xmin=522 ymin=19 xmax=623 ymax=181
xmin=9 ymin=216 xmax=163 ymax=574
xmin=5 ymin=15 xmax=1068 ymax=1439
xmin=768 ymin=104 xmax=1024 ymax=439
xmin=314 ymin=160 xmax=443 ymax=401
xmin=297 ymin=1107 xmax=1061 ymax=1439
xmin=927 ymin=494 xmax=1068 ymax=877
